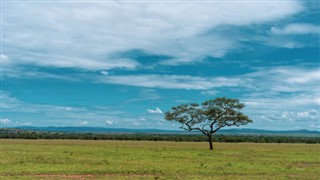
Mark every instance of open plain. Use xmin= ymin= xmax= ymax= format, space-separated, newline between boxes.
xmin=1 ymin=139 xmax=319 ymax=179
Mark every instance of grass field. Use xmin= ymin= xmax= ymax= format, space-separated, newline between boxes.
xmin=1 ymin=139 xmax=319 ymax=179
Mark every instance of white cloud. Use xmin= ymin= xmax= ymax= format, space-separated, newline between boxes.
xmin=281 ymin=111 xmax=294 ymax=121
xmin=259 ymin=36 xmax=305 ymax=49
xmin=286 ymin=71 xmax=320 ymax=84
xmin=1 ymin=91 xmax=175 ymax=128
xmin=100 ymin=70 xmax=109 ymax=75
xmin=17 ymin=122 xmax=33 ymax=126
xmin=1 ymin=54 xmax=11 ymax=65
xmin=201 ymin=90 xmax=218 ymax=96
xmin=147 ymin=107 xmax=163 ymax=114
xmin=125 ymin=89 xmax=162 ymax=103
xmin=65 ymin=107 xmax=73 ymax=111
xmin=0 ymin=91 xmax=126 ymax=126
xmin=0 ymin=118 xmax=12 ymax=124
xmin=244 ymin=93 xmax=320 ymax=127
xmin=248 ymin=108 xmax=319 ymax=130
xmin=280 ymin=110 xmax=319 ymax=122
xmin=1 ymin=93 xmax=83 ymax=114
xmin=105 ymin=120 xmax=113 ymax=125
xmin=297 ymin=110 xmax=319 ymax=120
xmin=234 ymin=66 xmax=320 ymax=127
xmin=2 ymin=61 xmax=318 ymax=129
xmin=243 ymin=67 xmax=320 ymax=95
xmin=79 ymin=121 xmax=88 ymax=125
xmin=98 ymin=74 xmax=241 ymax=90
xmin=310 ymin=124 xmax=320 ymax=129
xmin=2 ymin=1 xmax=303 ymax=71
xmin=271 ymin=23 xmax=320 ymax=35
xmin=95 ymin=66 xmax=319 ymax=95
xmin=0 ymin=118 xmax=33 ymax=126
xmin=131 ymin=122 xmax=140 ymax=126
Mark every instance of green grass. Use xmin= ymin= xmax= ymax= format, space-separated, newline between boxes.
xmin=1 ymin=139 xmax=319 ymax=179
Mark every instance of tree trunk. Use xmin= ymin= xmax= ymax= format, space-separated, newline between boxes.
xmin=208 ymin=134 xmax=213 ymax=150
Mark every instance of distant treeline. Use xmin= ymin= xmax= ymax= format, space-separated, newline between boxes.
xmin=1 ymin=128 xmax=319 ymax=144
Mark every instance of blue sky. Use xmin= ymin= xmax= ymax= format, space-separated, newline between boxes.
xmin=1 ymin=0 xmax=319 ymax=130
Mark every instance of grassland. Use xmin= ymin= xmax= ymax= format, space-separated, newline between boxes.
xmin=1 ymin=139 xmax=319 ymax=179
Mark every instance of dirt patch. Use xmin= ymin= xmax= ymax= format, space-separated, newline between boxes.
xmin=297 ymin=162 xmax=320 ymax=168
xmin=32 ymin=173 xmax=155 ymax=179
xmin=33 ymin=174 xmax=96 ymax=179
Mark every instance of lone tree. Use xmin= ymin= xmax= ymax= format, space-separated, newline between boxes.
xmin=165 ymin=97 xmax=252 ymax=150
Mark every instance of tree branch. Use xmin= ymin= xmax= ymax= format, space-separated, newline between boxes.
xmin=209 ymin=110 xmax=228 ymax=132
xmin=211 ymin=124 xmax=225 ymax=133
xmin=182 ymin=117 xmax=209 ymax=135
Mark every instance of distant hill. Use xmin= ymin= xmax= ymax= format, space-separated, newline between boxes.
xmin=215 ymin=128 xmax=320 ymax=136
xmin=12 ymin=126 xmax=320 ymax=136
xmin=15 ymin=126 xmax=179 ymax=133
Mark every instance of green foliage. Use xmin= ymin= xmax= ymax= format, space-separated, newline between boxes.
xmin=1 ymin=139 xmax=319 ymax=179
xmin=165 ymin=97 xmax=252 ymax=135
xmin=1 ymin=128 xmax=319 ymax=143
xmin=165 ymin=97 xmax=252 ymax=149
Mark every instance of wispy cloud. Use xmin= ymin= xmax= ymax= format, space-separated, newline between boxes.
xmin=147 ymin=107 xmax=163 ymax=114
xmin=243 ymin=67 xmax=320 ymax=95
xmin=1 ymin=54 xmax=10 ymax=65
xmin=2 ymin=1 xmax=303 ymax=71
xmin=1 ymin=1 xmax=317 ymax=131
xmin=1 ymin=91 xmax=85 ymax=114
xmin=97 ymin=74 xmax=242 ymax=90
xmin=297 ymin=110 xmax=319 ymax=120
xmin=125 ymin=89 xmax=162 ymax=103
xmin=1 ymin=91 xmax=125 ymax=126
xmin=201 ymin=90 xmax=218 ymax=96
xmin=79 ymin=121 xmax=88 ymax=125
xmin=241 ymin=67 xmax=320 ymax=129
xmin=95 ymin=66 xmax=319 ymax=97
xmin=271 ymin=23 xmax=320 ymax=35
xmin=0 ymin=118 xmax=12 ymax=124
xmin=0 ymin=118 xmax=32 ymax=126
xmin=1 ymin=91 xmax=174 ymax=128
xmin=241 ymin=67 xmax=319 ymax=123
xmin=105 ymin=120 xmax=114 ymax=125
xmin=100 ymin=70 xmax=109 ymax=76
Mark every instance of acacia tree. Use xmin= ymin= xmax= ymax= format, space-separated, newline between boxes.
xmin=165 ymin=97 xmax=252 ymax=150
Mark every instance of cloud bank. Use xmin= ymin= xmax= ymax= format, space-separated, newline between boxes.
xmin=3 ymin=1 xmax=303 ymax=70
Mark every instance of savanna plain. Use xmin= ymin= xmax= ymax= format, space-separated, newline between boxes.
xmin=1 ymin=139 xmax=319 ymax=179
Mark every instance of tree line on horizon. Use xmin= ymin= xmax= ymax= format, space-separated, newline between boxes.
xmin=1 ymin=128 xmax=319 ymax=144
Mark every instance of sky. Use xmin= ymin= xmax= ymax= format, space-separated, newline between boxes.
xmin=1 ymin=0 xmax=319 ymax=131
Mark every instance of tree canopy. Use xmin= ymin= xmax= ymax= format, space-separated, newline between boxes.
xmin=165 ymin=97 xmax=252 ymax=150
